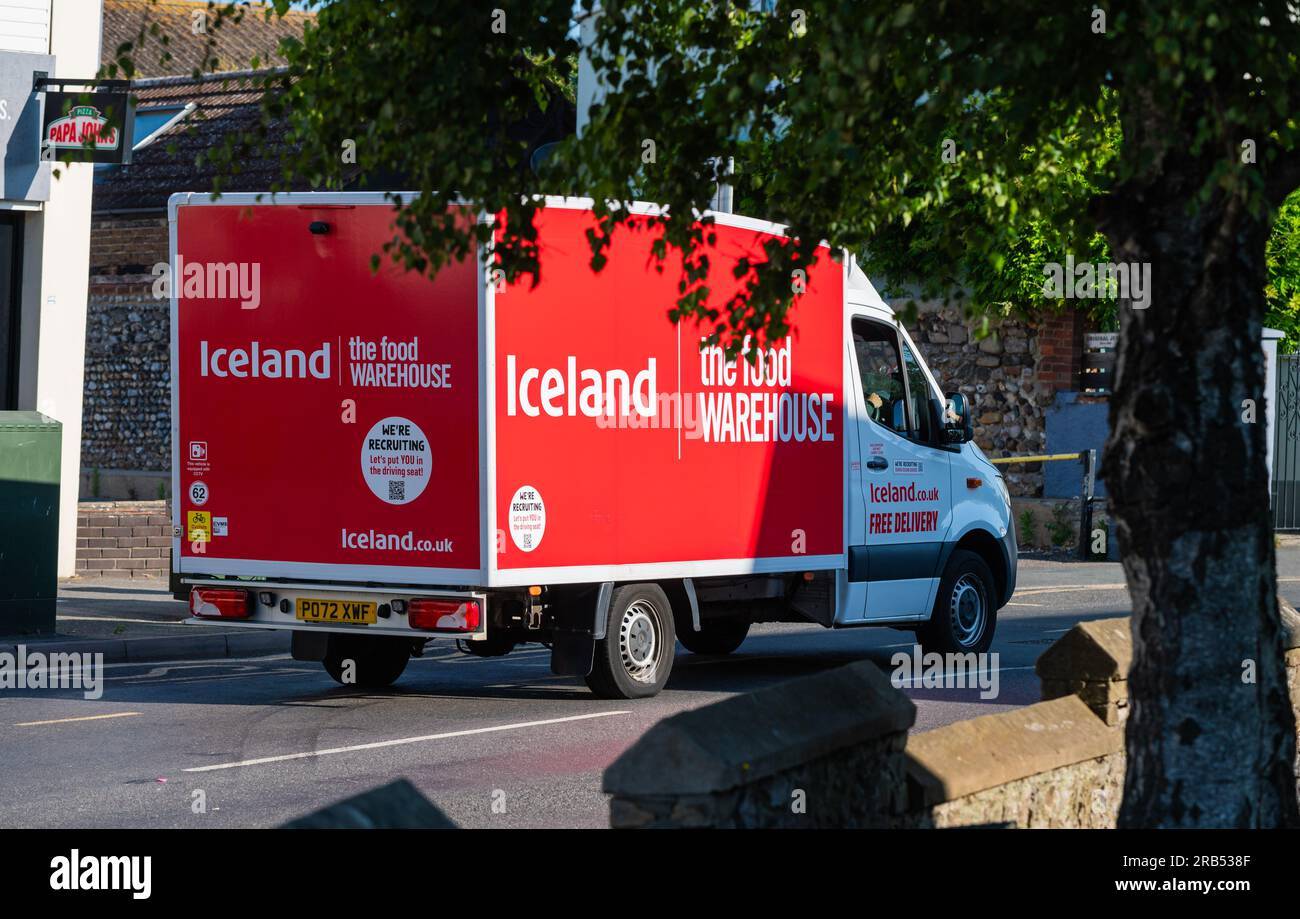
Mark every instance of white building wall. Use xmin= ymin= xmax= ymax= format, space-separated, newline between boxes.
xmin=15 ymin=0 xmax=100 ymax=576
xmin=0 ymin=0 xmax=52 ymax=54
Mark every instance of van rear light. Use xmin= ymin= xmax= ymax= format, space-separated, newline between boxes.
xmin=191 ymin=587 xmax=252 ymax=619
xmin=409 ymin=599 xmax=480 ymax=631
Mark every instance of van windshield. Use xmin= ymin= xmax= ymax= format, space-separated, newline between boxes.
xmin=900 ymin=341 xmax=935 ymax=444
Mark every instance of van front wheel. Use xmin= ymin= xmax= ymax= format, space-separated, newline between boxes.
xmin=586 ymin=584 xmax=676 ymax=699
xmin=918 ymin=550 xmax=997 ymax=655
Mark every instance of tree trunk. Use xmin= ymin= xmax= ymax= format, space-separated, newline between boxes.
xmin=1099 ymin=90 xmax=1299 ymax=827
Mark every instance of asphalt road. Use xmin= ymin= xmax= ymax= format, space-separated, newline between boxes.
xmin=4 ymin=550 xmax=1300 ymax=829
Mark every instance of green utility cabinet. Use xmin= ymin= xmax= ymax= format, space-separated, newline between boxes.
xmin=0 ymin=412 xmax=61 ymax=635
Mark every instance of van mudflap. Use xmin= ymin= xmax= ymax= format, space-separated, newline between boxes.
xmin=550 ymin=631 xmax=595 ymax=676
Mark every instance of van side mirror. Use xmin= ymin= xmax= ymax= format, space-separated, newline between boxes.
xmin=944 ymin=392 xmax=974 ymax=444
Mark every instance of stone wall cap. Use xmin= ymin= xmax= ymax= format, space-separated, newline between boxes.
xmin=1035 ymin=616 xmax=1131 ymax=682
xmin=1279 ymin=595 xmax=1300 ymax=651
xmin=905 ymin=695 xmax=1121 ymax=805
xmin=78 ymin=500 xmax=169 ymax=512
xmin=282 ymin=779 xmax=456 ymax=829
xmin=602 ymin=660 xmax=915 ymax=797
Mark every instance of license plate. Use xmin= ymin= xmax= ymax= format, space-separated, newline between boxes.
xmin=295 ymin=598 xmax=377 ymax=624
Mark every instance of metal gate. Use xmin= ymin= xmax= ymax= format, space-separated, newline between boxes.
xmin=1273 ymin=353 xmax=1300 ymax=529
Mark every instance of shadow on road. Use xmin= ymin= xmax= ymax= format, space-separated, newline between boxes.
xmin=1 ymin=609 xmax=1114 ymax=711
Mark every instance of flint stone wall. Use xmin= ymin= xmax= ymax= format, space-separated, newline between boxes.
xmin=82 ymin=216 xmax=171 ymax=473
xmin=907 ymin=304 xmax=1086 ymax=497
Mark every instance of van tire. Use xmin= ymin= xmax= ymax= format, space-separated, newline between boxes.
xmin=918 ymin=550 xmax=997 ymax=655
xmin=322 ymin=634 xmax=411 ymax=688
xmin=460 ymin=635 xmax=516 ymax=658
xmin=677 ymin=619 xmax=750 ymax=656
xmin=586 ymin=584 xmax=676 ymax=699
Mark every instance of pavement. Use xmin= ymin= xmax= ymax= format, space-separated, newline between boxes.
xmin=0 ymin=578 xmax=287 ymax=662
xmin=2 ymin=550 xmax=1299 ymax=828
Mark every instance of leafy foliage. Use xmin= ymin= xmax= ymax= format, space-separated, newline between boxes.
xmin=856 ymin=98 xmax=1121 ymax=329
xmin=109 ymin=1 xmax=1299 ymax=356
xmin=1267 ymin=190 xmax=1300 ymax=351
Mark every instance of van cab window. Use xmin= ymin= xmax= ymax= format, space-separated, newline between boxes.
xmin=852 ymin=319 xmax=908 ymax=433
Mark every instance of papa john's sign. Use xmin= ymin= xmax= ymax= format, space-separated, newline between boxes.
xmin=42 ymin=91 xmax=134 ymax=164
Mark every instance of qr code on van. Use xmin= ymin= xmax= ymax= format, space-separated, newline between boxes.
xmin=388 ymin=479 xmax=405 ymax=502
xmin=521 ymin=532 xmax=532 ymax=549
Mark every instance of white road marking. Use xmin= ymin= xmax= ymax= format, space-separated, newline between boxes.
xmin=1015 ymin=577 xmax=1300 ymax=597
xmin=893 ymin=665 xmax=1036 ymax=688
xmin=1013 ymin=583 xmax=1128 ymax=596
xmin=116 ymin=662 xmax=269 ymax=681
xmin=16 ymin=712 xmax=141 ymax=727
xmin=118 ymin=668 xmax=311 ymax=687
xmin=90 ymin=654 xmax=294 ymax=673
xmin=56 ymin=615 xmax=186 ymax=625
xmin=183 ymin=709 xmax=632 ymax=772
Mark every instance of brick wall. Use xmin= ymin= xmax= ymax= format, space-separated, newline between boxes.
xmin=82 ymin=214 xmax=172 ymax=473
xmin=1034 ymin=309 xmax=1085 ymax=393
xmin=76 ymin=500 xmax=172 ymax=579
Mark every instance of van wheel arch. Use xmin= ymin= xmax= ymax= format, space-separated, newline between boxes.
xmin=585 ymin=583 xmax=677 ymax=698
xmin=657 ymin=579 xmax=697 ymax=635
xmin=920 ymin=549 xmax=997 ymax=654
xmin=948 ymin=529 xmax=1008 ymax=608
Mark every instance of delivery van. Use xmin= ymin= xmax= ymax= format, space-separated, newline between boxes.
xmin=170 ymin=192 xmax=1016 ymax=699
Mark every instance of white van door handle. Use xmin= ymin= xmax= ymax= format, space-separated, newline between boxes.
xmin=866 ymin=456 xmax=888 ymax=471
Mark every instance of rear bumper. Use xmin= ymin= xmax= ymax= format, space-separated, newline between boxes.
xmin=184 ymin=581 xmax=488 ymax=640
xmin=184 ymin=618 xmax=453 ymax=639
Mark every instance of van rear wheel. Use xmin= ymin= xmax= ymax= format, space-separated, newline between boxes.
xmin=918 ymin=550 xmax=997 ymax=655
xmin=586 ymin=584 xmax=676 ymax=699
xmin=322 ymin=634 xmax=411 ymax=688
xmin=460 ymin=634 xmax=516 ymax=658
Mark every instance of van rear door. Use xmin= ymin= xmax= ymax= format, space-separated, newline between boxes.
xmin=170 ymin=194 xmax=485 ymax=585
